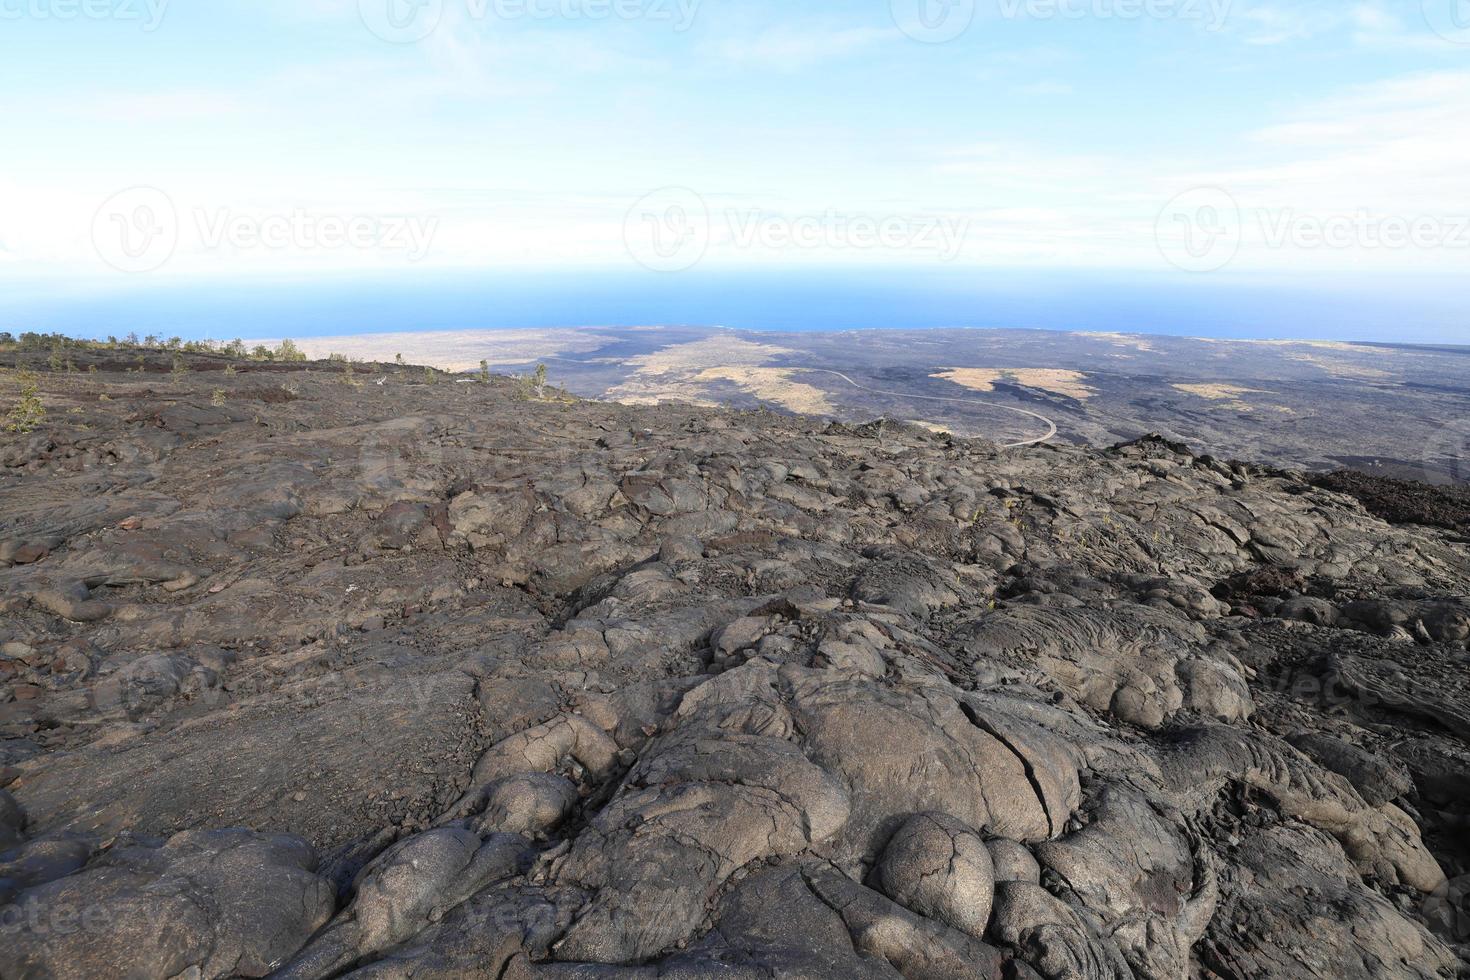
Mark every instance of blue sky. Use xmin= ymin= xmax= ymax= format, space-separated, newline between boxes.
xmin=1 ymin=0 xmax=1468 ymax=305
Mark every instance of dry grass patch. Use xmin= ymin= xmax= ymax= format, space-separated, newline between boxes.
xmin=933 ymin=368 xmax=1096 ymax=401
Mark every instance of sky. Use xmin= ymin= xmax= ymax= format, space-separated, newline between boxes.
xmin=0 ymin=0 xmax=1468 ymax=338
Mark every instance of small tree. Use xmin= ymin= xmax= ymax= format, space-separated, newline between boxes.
xmin=424 ymin=366 xmax=437 ymax=385
xmin=395 ymin=353 xmax=405 ymax=365
xmin=4 ymin=369 xmax=45 ymax=433
xmin=171 ymin=355 xmax=188 ymax=379
xmin=275 ymin=339 xmax=307 ymax=362
xmin=479 ymin=359 xmax=490 ymax=384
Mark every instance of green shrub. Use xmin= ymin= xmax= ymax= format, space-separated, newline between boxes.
xmin=275 ymin=339 xmax=307 ymax=362
xmin=4 ymin=369 xmax=45 ymax=433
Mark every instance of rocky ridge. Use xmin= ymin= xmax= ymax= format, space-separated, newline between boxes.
xmin=1 ymin=349 xmax=1467 ymax=979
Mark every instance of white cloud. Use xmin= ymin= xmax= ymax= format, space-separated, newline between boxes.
xmin=1230 ymin=0 xmax=1470 ymax=49
xmin=708 ymin=25 xmax=894 ymax=69
xmin=910 ymin=68 xmax=1470 ymax=271
xmin=1235 ymin=70 xmax=1470 ymax=210
xmin=1237 ymin=3 xmax=1338 ymax=45
xmin=1348 ymin=1 xmax=1470 ymax=49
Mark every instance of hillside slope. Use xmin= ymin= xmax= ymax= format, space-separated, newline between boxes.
xmin=2 ymin=349 xmax=1468 ymax=979
xmin=291 ymin=326 xmax=1470 ymax=483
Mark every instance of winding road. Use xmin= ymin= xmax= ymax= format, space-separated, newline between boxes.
xmin=532 ymin=355 xmax=1058 ymax=449
xmin=800 ymin=369 xmax=1058 ymax=449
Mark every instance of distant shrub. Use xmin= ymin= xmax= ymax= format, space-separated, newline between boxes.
xmin=4 ymin=369 xmax=45 ymax=433
xmin=515 ymin=363 xmax=550 ymax=400
xmin=275 ymin=339 xmax=308 ymax=362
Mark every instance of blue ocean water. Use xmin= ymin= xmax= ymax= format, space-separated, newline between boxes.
xmin=1 ymin=268 xmax=1465 ymax=344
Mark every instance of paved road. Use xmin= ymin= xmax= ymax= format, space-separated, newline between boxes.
xmin=802 ymin=369 xmax=1058 ymax=449
xmin=533 ymin=355 xmax=1058 ymax=449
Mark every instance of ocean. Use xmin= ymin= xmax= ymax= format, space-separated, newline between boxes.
xmin=1 ymin=268 xmax=1465 ymax=344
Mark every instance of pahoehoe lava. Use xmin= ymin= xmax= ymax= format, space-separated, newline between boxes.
xmin=2 ymin=346 xmax=1468 ymax=980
